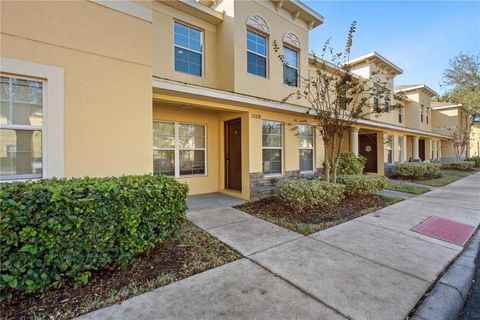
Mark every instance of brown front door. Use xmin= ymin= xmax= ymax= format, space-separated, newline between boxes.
xmin=359 ymin=134 xmax=378 ymax=173
xmin=225 ymin=118 xmax=242 ymax=191
xmin=419 ymin=139 xmax=425 ymax=161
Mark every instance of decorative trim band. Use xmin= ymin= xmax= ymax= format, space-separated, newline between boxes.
xmin=89 ymin=0 xmax=153 ymax=23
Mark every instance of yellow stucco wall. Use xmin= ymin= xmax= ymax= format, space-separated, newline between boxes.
xmin=470 ymin=124 xmax=480 ymax=157
xmin=152 ymin=103 xmax=220 ymax=195
xmin=232 ymin=1 xmax=309 ymax=106
xmin=1 ymin=0 xmax=153 ymax=177
xmin=431 ymin=108 xmax=467 ymax=159
xmin=151 ymin=2 xmax=220 ymax=88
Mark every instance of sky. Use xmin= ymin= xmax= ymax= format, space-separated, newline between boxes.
xmin=304 ymin=1 xmax=480 ymax=95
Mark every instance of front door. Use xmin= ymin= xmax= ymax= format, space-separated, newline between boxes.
xmin=225 ymin=118 xmax=242 ymax=191
xmin=419 ymin=139 xmax=425 ymax=161
xmin=359 ymin=134 xmax=378 ymax=173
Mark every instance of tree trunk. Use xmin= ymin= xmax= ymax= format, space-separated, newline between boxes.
xmin=332 ymin=133 xmax=345 ymax=183
xmin=454 ymin=143 xmax=461 ymax=160
xmin=330 ymin=132 xmax=337 ymax=179
xmin=323 ymin=138 xmax=330 ymax=182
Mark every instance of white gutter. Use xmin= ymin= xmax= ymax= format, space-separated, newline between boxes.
xmin=152 ymin=77 xmax=450 ymax=139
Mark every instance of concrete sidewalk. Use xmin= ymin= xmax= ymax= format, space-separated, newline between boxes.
xmin=79 ymin=172 xmax=480 ymax=320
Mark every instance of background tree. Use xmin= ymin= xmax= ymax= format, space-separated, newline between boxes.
xmin=438 ymin=52 xmax=480 ymax=159
xmin=274 ymin=21 xmax=397 ymax=182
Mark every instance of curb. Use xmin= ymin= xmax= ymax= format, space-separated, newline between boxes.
xmin=412 ymin=231 xmax=480 ymax=320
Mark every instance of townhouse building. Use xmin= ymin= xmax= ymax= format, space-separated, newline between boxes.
xmin=0 ymin=0 xmax=463 ymax=200
xmin=431 ymin=102 xmax=473 ymax=159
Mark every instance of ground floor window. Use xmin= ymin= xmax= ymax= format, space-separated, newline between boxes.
xmin=153 ymin=121 xmax=206 ymax=177
xmin=387 ymin=135 xmax=394 ymax=163
xmin=398 ymin=136 xmax=404 ymax=163
xmin=262 ymin=120 xmax=282 ymax=175
xmin=298 ymin=124 xmax=314 ymax=172
xmin=0 ymin=75 xmax=44 ymax=180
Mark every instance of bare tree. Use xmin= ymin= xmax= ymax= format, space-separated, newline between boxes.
xmin=274 ymin=22 xmax=398 ymax=182
xmin=439 ymin=53 xmax=480 ymax=159
xmin=449 ymin=126 xmax=470 ymax=160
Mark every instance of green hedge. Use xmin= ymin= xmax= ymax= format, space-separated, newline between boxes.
xmin=392 ymin=163 xmax=441 ymax=180
xmin=337 ymin=175 xmax=387 ymax=196
xmin=441 ymin=161 xmax=475 ymax=171
xmin=0 ymin=175 xmax=188 ymax=295
xmin=466 ymin=157 xmax=480 ymax=168
xmin=276 ymin=179 xmax=344 ymax=211
xmin=331 ymin=152 xmax=367 ymax=175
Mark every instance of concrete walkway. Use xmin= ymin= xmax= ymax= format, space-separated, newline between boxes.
xmin=388 ymin=178 xmax=439 ymax=190
xmin=79 ymin=172 xmax=480 ymax=320
xmin=378 ymin=188 xmax=415 ymax=199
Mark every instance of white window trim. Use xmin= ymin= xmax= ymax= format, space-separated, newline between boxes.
xmin=387 ymin=135 xmax=394 ymax=164
xmin=247 ymin=29 xmax=268 ymax=78
xmin=283 ymin=45 xmax=299 ymax=87
xmin=173 ymin=21 xmax=204 ymax=77
xmin=153 ymin=120 xmax=207 ymax=178
xmin=298 ymin=124 xmax=314 ymax=173
xmin=262 ymin=120 xmax=283 ymax=176
xmin=398 ymin=136 xmax=404 ymax=163
xmin=385 ymin=95 xmax=391 ymax=112
xmin=0 ymin=57 xmax=64 ymax=180
xmin=373 ymin=95 xmax=380 ymax=110
xmin=1 ymin=75 xmax=44 ymax=180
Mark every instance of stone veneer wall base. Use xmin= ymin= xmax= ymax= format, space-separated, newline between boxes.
xmin=249 ymin=169 xmax=323 ymax=200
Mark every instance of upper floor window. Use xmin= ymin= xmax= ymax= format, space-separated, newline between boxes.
xmin=153 ymin=121 xmax=206 ymax=177
xmin=398 ymin=106 xmax=404 ymax=123
xmin=1 ymin=75 xmax=44 ymax=180
xmin=420 ymin=104 xmax=425 ymax=123
xmin=426 ymin=107 xmax=429 ymax=124
xmin=373 ymin=96 xmax=380 ymax=112
xmin=385 ymin=95 xmax=391 ymax=112
xmin=298 ymin=124 xmax=314 ymax=172
xmin=174 ymin=22 xmax=203 ymax=77
xmin=262 ymin=120 xmax=282 ymax=175
xmin=283 ymin=46 xmax=298 ymax=87
xmin=247 ymin=30 xmax=267 ymax=78
xmin=339 ymin=86 xmax=348 ymax=110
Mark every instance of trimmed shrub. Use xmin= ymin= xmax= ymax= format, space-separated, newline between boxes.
xmin=392 ymin=163 xmax=441 ymax=180
xmin=441 ymin=161 xmax=475 ymax=171
xmin=0 ymin=175 xmax=188 ymax=294
xmin=337 ymin=175 xmax=387 ymax=196
xmin=276 ymin=179 xmax=344 ymax=211
xmin=466 ymin=157 xmax=480 ymax=168
xmin=331 ymin=152 xmax=367 ymax=175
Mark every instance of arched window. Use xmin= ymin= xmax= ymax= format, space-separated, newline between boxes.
xmin=246 ymin=14 xmax=270 ymax=78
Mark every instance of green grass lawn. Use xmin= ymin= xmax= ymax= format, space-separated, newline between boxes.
xmin=415 ymin=169 xmax=474 ymax=187
xmin=385 ymin=181 xmax=430 ymax=195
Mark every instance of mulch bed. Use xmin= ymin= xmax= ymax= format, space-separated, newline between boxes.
xmin=1 ymin=222 xmax=240 ymax=320
xmin=236 ymin=194 xmax=400 ymax=235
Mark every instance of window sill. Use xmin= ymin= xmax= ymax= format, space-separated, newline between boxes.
xmin=0 ymin=178 xmax=41 ymax=183
xmin=262 ymin=173 xmax=283 ymax=179
xmin=174 ymin=69 xmax=203 ymax=78
xmin=247 ymin=72 xmax=268 ymax=80
xmin=177 ymin=174 xmax=207 ymax=179
xmin=300 ymin=170 xmax=314 ymax=174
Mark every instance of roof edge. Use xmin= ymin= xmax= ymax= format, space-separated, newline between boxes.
xmin=394 ymin=84 xmax=437 ymax=97
xmin=348 ymin=52 xmax=403 ymax=75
